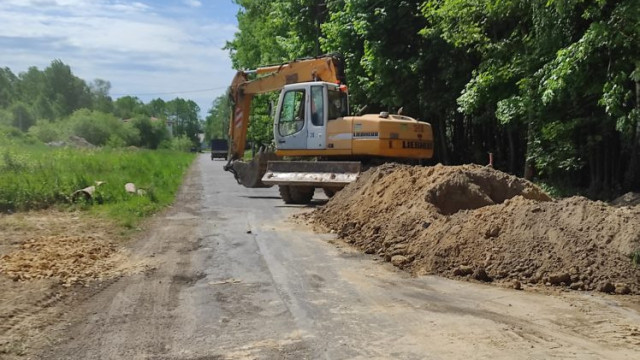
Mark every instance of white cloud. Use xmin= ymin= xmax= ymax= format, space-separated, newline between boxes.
xmin=183 ymin=0 xmax=201 ymax=8
xmin=0 ymin=0 xmax=238 ymax=115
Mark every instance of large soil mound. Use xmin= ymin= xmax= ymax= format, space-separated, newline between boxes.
xmin=309 ymin=164 xmax=640 ymax=294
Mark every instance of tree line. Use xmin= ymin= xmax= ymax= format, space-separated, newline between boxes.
xmin=0 ymin=60 xmax=203 ymax=150
xmin=221 ymin=0 xmax=639 ymax=198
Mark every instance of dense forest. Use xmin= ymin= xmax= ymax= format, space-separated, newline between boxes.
xmin=0 ymin=60 xmax=202 ymax=150
xmin=218 ymin=0 xmax=639 ymax=198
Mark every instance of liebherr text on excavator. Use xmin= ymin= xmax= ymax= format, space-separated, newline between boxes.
xmin=223 ymin=54 xmax=434 ymax=204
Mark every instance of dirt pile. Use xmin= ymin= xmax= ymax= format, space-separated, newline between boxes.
xmin=0 ymin=235 xmax=120 ymax=286
xmin=309 ymin=164 xmax=640 ymax=294
xmin=0 ymin=212 xmax=130 ymax=288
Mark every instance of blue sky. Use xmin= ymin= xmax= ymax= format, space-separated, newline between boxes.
xmin=0 ymin=0 xmax=240 ymax=116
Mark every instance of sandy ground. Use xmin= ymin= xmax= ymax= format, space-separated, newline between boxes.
xmin=0 ymin=212 xmax=149 ymax=358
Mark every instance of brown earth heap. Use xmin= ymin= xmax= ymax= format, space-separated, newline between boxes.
xmin=0 ymin=235 xmax=119 ymax=287
xmin=310 ymin=163 xmax=640 ymax=294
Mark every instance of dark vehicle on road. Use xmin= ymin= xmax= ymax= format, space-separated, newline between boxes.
xmin=210 ymin=139 xmax=228 ymax=160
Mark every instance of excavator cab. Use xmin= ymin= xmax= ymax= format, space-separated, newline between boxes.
xmin=274 ymin=82 xmax=348 ymax=152
xmin=227 ymin=80 xmax=357 ymax=197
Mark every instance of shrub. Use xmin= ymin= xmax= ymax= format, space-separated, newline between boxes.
xmin=131 ymin=116 xmax=170 ymax=149
xmin=68 ymin=109 xmax=139 ymax=146
xmin=168 ymin=135 xmax=194 ymax=152
xmin=105 ymin=134 xmax=126 ymax=148
xmin=0 ymin=124 xmax=38 ymax=145
xmin=29 ymin=119 xmax=63 ymax=143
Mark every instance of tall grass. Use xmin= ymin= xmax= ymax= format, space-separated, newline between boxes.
xmin=0 ymin=141 xmax=195 ymax=226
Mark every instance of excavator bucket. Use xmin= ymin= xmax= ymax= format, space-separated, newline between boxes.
xmin=227 ymin=150 xmax=279 ymax=188
xmin=262 ymin=161 xmax=361 ymax=187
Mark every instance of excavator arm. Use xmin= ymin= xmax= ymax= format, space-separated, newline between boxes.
xmin=224 ymin=54 xmax=345 ymax=187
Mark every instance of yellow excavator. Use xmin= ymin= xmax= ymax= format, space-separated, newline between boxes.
xmin=223 ymin=54 xmax=434 ymax=204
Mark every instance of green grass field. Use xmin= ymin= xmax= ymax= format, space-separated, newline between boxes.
xmin=0 ymin=141 xmax=195 ymax=227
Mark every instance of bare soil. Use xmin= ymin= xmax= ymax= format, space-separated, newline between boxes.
xmin=307 ymin=163 xmax=640 ymax=294
xmin=0 ymin=211 xmax=146 ymax=358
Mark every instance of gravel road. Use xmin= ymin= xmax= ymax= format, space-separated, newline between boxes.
xmin=38 ymin=154 xmax=640 ymax=359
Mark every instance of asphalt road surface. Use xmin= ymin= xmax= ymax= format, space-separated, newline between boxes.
xmin=39 ymin=154 xmax=640 ymax=359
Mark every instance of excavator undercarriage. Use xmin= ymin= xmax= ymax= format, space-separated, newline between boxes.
xmin=226 ymin=152 xmax=361 ymax=203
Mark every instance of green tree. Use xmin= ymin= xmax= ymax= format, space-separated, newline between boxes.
xmin=0 ymin=108 xmax=13 ymax=128
xmin=33 ymin=95 xmax=55 ymax=121
xmin=15 ymin=67 xmax=46 ymax=105
xmin=422 ymin=0 xmax=640 ymax=194
xmin=0 ymin=67 xmax=17 ymax=108
xmin=113 ymin=96 xmax=147 ymax=119
xmin=131 ymin=115 xmax=170 ymax=149
xmin=227 ymin=0 xmax=333 ymax=68
xmin=43 ymin=60 xmax=93 ymax=117
xmin=166 ymin=98 xmax=201 ymax=145
xmin=147 ymin=98 xmax=168 ymax=118
xmin=205 ymin=92 xmax=231 ymax=142
xmin=11 ymin=60 xmax=93 ymax=119
xmin=247 ymin=95 xmax=275 ymax=149
xmin=10 ymin=102 xmax=36 ymax=132
xmin=89 ymin=79 xmax=114 ymax=113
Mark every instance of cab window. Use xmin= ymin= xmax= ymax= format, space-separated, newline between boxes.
xmin=278 ymin=89 xmax=305 ymax=137
xmin=310 ymin=85 xmax=324 ymax=126
xmin=328 ymin=89 xmax=348 ymax=120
